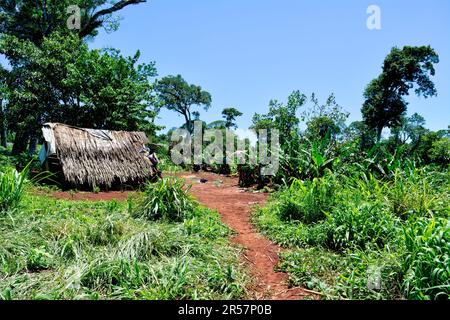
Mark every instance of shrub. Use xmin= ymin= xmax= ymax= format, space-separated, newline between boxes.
xmin=403 ymin=218 xmax=450 ymax=300
xmin=278 ymin=175 xmax=335 ymax=224
xmin=0 ymin=165 xmax=29 ymax=213
xmin=324 ymin=202 xmax=398 ymax=250
xmin=133 ymin=177 xmax=195 ymax=222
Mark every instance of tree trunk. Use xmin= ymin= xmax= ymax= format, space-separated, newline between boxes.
xmin=376 ymin=125 xmax=383 ymax=142
xmin=0 ymin=100 xmax=6 ymax=148
xmin=0 ymin=122 xmax=7 ymax=148
xmin=12 ymin=129 xmax=30 ymax=155
xmin=28 ymin=133 xmax=38 ymax=156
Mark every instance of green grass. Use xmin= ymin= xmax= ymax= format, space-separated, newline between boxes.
xmin=133 ymin=177 xmax=195 ymax=222
xmin=253 ymin=166 xmax=450 ymax=300
xmin=0 ymin=164 xmax=30 ymax=213
xmin=0 ymin=191 xmax=247 ymax=300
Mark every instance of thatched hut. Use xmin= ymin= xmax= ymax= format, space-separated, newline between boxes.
xmin=38 ymin=123 xmax=158 ymax=188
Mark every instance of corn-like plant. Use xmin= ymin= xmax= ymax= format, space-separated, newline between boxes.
xmin=278 ymin=174 xmax=336 ymax=224
xmin=133 ymin=177 xmax=195 ymax=222
xmin=403 ymin=218 xmax=450 ymax=300
xmin=0 ymin=164 xmax=30 ymax=213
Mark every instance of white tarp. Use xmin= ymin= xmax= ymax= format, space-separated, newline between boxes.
xmin=39 ymin=123 xmax=57 ymax=164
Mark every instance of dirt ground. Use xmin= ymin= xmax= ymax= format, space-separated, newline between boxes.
xmin=51 ymin=190 xmax=137 ymax=202
xmin=173 ymin=172 xmax=313 ymax=300
xmin=49 ymin=172 xmax=314 ymax=300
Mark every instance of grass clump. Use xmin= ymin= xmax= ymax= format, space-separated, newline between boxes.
xmin=133 ymin=177 xmax=195 ymax=222
xmin=0 ymin=165 xmax=29 ymax=214
xmin=278 ymin=175 xmax=335 ymax=224
xmin=403 ymin=217 xmax=450 ymax=300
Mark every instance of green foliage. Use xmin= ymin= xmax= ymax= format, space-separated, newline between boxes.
xmin=0 ymin=193 xmax=246 ymax=300
xmin=362 ymin=46 xmax=439 ymax=141
xmin=156 ymin=75 xmax=212 ymax=134
xmin=222 ymin=107 xmax=243 ymax=130
xmin=0 ymin=164 xmax=29 ymax=213
xmin=0 ymin=1 xmax=145 ymax=43
xmin=254 ymin=165 xmax=449 ymax=300
xmin=1 ymin=32 xmax=161 ymax=155
xmin=324 ymin=202 xmax=398 ymax=250
xmin=403 ymin=218 xmax=450 ymax=300
xmin=430 ymin=138 xmax=450 ymax=166
xmin=278 ymin=176 xmax=335 ymax=224
xmin=133 ymin=177 xmax=195 ymax=222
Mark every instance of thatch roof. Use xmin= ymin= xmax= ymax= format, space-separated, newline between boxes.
xmin=41 ymin=123 xmax=157 ymax=187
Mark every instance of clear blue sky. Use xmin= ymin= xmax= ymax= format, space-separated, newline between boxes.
xmin=91 ymin=0 xmax=450 ymax=133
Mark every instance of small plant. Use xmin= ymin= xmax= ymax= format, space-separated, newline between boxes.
xmin=26 ymin=247 xmax=54 ymax=271
xmin=133 ymin=177 xmax=195 ymax=222
xmin=278 ymin=175 xmax=336 ymax=224
xmin=0 ymin=164 xmax=30 ymax=213
xmin=92 ymin=185 xmax=101 ymax=194
xmin=324 ymin=202 xmax=398 ymax=250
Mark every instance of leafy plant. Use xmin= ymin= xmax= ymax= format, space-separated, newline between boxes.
xmin=133 ymin=177 xmax=195 ymax=222
xmin=278 ymin=175 xmax=336 ymax=224
xmin=324 ymin=202 xmax=398 ymax=250
xmin=403 ymin=218 xmax=450 ymax=300
xmin=0 ymin=163 xmax=30 ymax=213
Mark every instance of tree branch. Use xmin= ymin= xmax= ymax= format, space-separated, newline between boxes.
xmin=79 ymin=0 xmax=147 ymax=38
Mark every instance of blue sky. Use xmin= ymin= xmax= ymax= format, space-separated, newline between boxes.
xmin=91 ymin=0 xmax=450 ymax=133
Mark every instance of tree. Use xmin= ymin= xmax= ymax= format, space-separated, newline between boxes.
xmin=362 ymin=46 xmax=439 ymax=141
xmin=1 ymin=32 xmax=160 ymax=154
xmin=0 ymin=0 xmax=146 ymax=44
xmin=156 ymin=75 xmax=212 ymax=134
xmin=252 ymin=90 xmax=306 ymax=148
xmin=302 ymin=93 xmax=349 ymax=140
xmin=390 ymin=113 xmax=426 ymax=145
xmin=222 ymin=108 xmax=243 ymax=130
xmin=0 ymin=66 xmax=9 ymax=148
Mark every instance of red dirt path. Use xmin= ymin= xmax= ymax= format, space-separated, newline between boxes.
xmin=174 ymin=172 xmax=312 ymax=300
xmin=48 ymin=172 xmax=313 ymax=300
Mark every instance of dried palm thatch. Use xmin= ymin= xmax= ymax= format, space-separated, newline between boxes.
xmin=40 ymin=123 xmax=157 ymax=187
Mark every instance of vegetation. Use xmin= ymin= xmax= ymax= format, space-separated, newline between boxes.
xmin=156 ymin=75 xmax=212 ymax=134
xmin=0 ymin=169 xmax=246 ymax=300
xmin=222 ymin=108 xmax=243 ymax=130
xmin=0 ymin=1 xmax=448 ymax=302
xmin=133 ymin=177 xmax=195 ymax=222
xmin=254 ymin=164 xmax=449 ymax=300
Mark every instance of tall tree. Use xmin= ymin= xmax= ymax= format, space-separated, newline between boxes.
xmin=0 ymin=65 xmax=8 ymax=148
xmin=156 ymin=75 xmax=212 ymax=134
xmin=222 ymin=107 xmax=243 ymax=130
xmin=252 ymin=90 xmax=306 ymax=148
xmin=302 ymin=93 xmax=349 ymax=140
xmin=0 ymin=0 xmax=146 ymax=44
xmin=362 ymin=46 xmax=439 ymax=141
xmin=1 ymin=32 xmax=160 ymax=154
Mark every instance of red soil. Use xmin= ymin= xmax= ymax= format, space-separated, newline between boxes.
xmin=51 ymin=190 xmax=137 ymax=202
xmin=48 ymin=172 xmax=314 ymax=300
xmin=174 ymin=172 xmax=313 ymax=300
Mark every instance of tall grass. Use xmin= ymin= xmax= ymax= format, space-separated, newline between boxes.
xmin=254 ymin=165 xmax=450 ymax=300
xmin=0 ymin=193 xmax=246 ymax=300
xmin=0 ymin=164 xmax=30 ymax=213
xmin=133 ymin=177 xmax=195 ymax=222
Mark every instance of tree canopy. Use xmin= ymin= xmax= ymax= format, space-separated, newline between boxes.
xmin=156 ymin=75 xmax=212 ymax=134
xmin=222 ymin=108 xmax=243 ymax=130
xmin=362 ymin=46 xmax=439 ymax=141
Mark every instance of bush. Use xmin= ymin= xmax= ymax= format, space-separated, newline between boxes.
xmin=0 ymin=165 xmax=29 ymax=213
xmin=403 ymin=218 xmax=450 ymax=300
xmin=133 ymin=177 xmax=195 ymax=222
xmin=324 ymin=202 xmax=398 ymax=250
xmin=278 ymin=175 xmax=335 ymax=224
